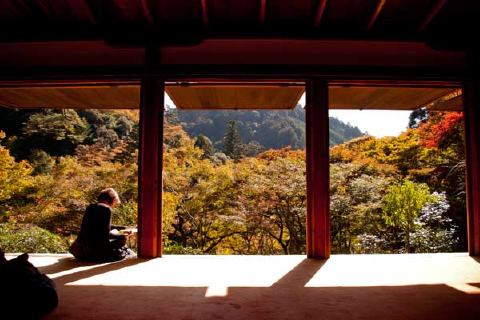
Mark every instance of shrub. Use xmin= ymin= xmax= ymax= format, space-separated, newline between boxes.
xmin=0 ymin=223 xmax=68 ymax=253
xmin=163 ymin=244 xmax=203 ymax=255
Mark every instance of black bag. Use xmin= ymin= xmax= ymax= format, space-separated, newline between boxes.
xmin=0 ymin=251 xmax=58 ymax=319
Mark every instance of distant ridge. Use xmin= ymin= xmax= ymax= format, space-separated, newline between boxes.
xmin=167 ymin=105 xmax=364 ymax=151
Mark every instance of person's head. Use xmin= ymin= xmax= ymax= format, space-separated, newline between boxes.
xmin=97 ymin=188 xmax=121 ymax=207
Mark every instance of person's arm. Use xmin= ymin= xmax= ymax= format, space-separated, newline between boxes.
xmin=105 ymin=209 xmax=126 ymax=240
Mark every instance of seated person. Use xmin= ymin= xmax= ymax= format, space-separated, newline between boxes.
xmin=70 ymin=188 xmax=134 ymax=262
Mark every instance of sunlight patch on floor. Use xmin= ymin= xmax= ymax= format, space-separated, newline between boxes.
xmin=10 ymin=253 xmax=480 ymax=295
xmin=305 ymin=253 xmax=480 ymax=294
xmin=65 ymin=255 xmax=306 ymax=288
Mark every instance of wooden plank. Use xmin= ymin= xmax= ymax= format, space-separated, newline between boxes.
xmin=463 ymin=80 xmax=480 ymax=256
xmin=165 ymin=84 xmax=304 ymax=109
xmin=138 ymin=78 xmax=164 ymax=258
xmin=306 ymin=79 xmax=330 ymax=259
xmin=329 ymin=86 xmax=458 ymax=110
xmin=0 ymin=85 xmax=140 ymax=109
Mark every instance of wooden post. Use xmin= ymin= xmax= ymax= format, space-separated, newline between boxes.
xmin=138 ymin=78 xmax=164 ymax=258
xmin=306 ymin=79 xmax=330 ymax=259
xmin=463 ymin=79 xmax=480 ymax=256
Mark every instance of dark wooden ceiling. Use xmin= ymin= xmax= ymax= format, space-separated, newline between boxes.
xmin=0 ymin=0 xmax=478 ymax=49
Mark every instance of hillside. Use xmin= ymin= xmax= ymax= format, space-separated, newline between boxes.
xmin=167 ymin=105 xmax=364 ymax=151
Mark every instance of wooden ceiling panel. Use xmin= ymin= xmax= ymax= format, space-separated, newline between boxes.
xmin=371 ymin=0 xmax=438 ymax=34
xmin=208 ymin=0 xmax=260 ymax=26
xmin=266 ymin=0 xmax=317 ymax=28
xmin=0 ymin=85 xmax=140 ymax=109
xmin=0 ymin=0 xmax=478 ymax=48
xmin=322 ymin=0 xmax=380 ymax=32
xmin=166 ymin=84 xmax=304 ymax=110
xmin=0 ymin=1 xmax=33 ymax=23
xmin=329 ymin=86 xmax=460 ymax=110
xmin=423 ymin=0 xmax=480 ymax=49
xmin=0 ymin=1 xmax=96 ymax=25
xmin=152 ymin=0 xmax=204 ymax=29
xmin=0 ymin=82 xmax=461 ymax=111
xmin=102 ymin=0 xmax=149 ymax=24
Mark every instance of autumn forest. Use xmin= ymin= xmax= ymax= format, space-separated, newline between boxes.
xmin=0 ymin=105 xmax=466 ymax=255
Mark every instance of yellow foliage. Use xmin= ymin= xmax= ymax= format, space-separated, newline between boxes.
xmin=0 ymin=132 xmax=33 ymax=214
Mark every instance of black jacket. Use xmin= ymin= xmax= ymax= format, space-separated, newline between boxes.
xmin=70 ymin=203 xmax=125 ymax=261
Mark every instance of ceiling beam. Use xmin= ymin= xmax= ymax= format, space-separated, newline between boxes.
xmin=418 ymin=0 xmax=447 ymax=32
xmin=366 ymin=0 xmax=386 ymax=31
xmin=259 ymin=0 xmax=267 ymax=27
xmin=201 ymin=0 xmax=209 ymax=28
xmin=314 ymin=0 xmax=328 ymax=28
xmin=140 ymin=0 xmax=154 ymax=26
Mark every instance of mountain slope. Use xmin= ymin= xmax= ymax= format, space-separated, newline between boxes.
xmin=167 ymin=105 xmax=364 ymax=151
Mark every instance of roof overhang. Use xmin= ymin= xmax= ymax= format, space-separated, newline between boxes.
xmin=0 ymin=81 xmax=462 ymax=111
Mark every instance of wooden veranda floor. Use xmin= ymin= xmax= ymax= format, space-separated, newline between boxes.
xmin=6 ymin=253 xmax=480 ymax=320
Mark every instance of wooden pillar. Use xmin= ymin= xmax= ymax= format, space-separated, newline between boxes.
xmin=306 ymin=79 xmax=330 ymax=259
xmin=463 ymin=78 xmax=480 ymax=256
xmin=138 ymin=78 xmax=164 ymax=258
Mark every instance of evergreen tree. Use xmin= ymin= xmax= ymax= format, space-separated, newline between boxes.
xmin=194 ymin=134 xmax=214 ymax=159
xmin=408 ymin=108 xmax=429 ymax=128
xmin=223 ymin=120 xmax=243 ymax=160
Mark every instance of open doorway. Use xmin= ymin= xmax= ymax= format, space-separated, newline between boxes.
xmin=161 ymin=81 xmax=310 ymax=254
xmin=328 ymin=84 xmax=466 ymax=254
xmin=0 ymin=82 xmax=140 ymax=254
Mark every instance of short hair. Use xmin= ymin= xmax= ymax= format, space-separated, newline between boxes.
xmin=97 ymin=188 xmax=121 ymax=206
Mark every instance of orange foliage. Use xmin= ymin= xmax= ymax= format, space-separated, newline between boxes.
xmin=418 ymin=112 xmax=463 ymax=148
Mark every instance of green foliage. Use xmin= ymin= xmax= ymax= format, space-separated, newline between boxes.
xmin=194 ymin=134 xmax=214 ymax=159
xmin=329 ymin=117 xmax=365 ymax=146
xmin=163 ymin=244 xmax=203 ymax=255
xmin=330 ymin=162 xmax=392 ymax=253
xmin=0 ymin=223 xmax=68 ymax=253
xmin=408 ymin=108 xmax=428 ymax=129
xmin=168 ymin=106 xmax=363 ymax=155
xmin=382 ymin=180 xmax=433 ymax=252
xmin=22 ymin=109 xmax=88 ymax=156
xmin=29 ymin=149 xmax=55 ymax=175
xmin=223 ymin=120 xmax=243 ymax=160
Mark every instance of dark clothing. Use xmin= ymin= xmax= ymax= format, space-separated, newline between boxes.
xmin=0 ymin=251 xmax=58 ymax=319
xmin=70 ymin=203 xmax=129 ymax=262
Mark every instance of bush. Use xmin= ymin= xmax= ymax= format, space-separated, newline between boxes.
xmin=163 ymin=244 xmax=203 ymax=255
xmin=0 ymin=223 xmax=68 ymax=253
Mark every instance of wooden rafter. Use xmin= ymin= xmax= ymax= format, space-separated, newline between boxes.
xmin=259 ymin=0 xmax=267 ymax=27
xmin=366 ymin=0 xmax=386 ymax=31
xmin=314 ymin=0 xmax=327 ymax=28
xmin=140 ymin=0 xmax=154 ymax=26
xmin=418 ymin=0 xmax=448 ymax=32
xmin=201 ymin=0 xmax=209 ymax=28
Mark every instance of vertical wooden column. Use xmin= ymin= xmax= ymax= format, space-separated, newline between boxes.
xmin=138 ymin=78 xmax=164 ymax=258
xmin=306 ymin=79 xmax=330 ymax=259
xmin=463 ymin=78 xmax=480 ymax=256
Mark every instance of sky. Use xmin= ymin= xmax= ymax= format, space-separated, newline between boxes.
xmin=298 ymin=93 xmax=411 ymax=137
xmin=166 ymin=92 xmax=411 ymax=138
